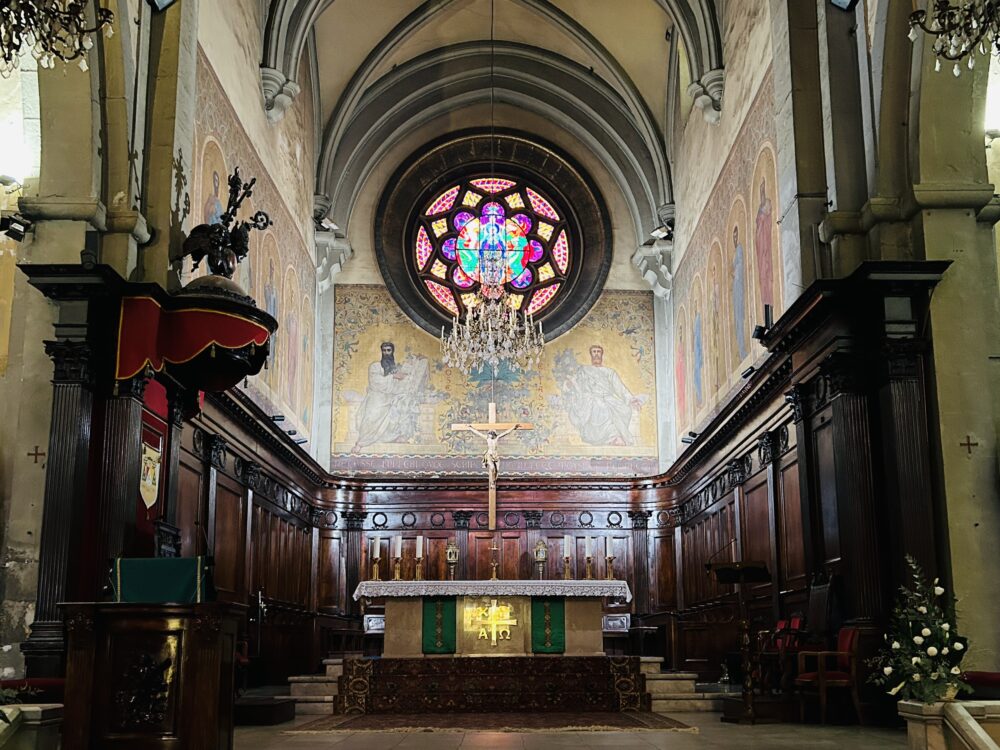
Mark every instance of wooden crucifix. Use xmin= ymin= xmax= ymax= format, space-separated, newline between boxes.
xmin=451 ymin=402 xmax=532 ymax=530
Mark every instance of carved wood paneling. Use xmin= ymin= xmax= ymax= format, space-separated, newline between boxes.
xmin=778 ymin=460 xmax=806 ymax=590
xmin=212 ymin=475 xmax=245 ymax=602
xmin=176 ymin=457 xmax=204 ymax=558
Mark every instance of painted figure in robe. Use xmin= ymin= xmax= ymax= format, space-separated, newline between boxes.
xmin=561 ymin=345 xmax=643 ymax=446
xmin=731 ymin=226 xmax=747 ymax=360
xmin=352 ymin=342 xmax=429 ymax=451
xmin=754 ymin=179 xmax=775 ymax=313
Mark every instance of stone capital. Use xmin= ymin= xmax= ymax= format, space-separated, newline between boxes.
xmin=260 ymin=67 xmax=301 ymax=124
xmin=687 ymin=67 xmax=724 ymax=125
xmin=631 ymin=239 xmax=673 ymax=298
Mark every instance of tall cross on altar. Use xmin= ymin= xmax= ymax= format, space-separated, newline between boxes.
xmin=451 ymin=402 xmax=532 ymax=530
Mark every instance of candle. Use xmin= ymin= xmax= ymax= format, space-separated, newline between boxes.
xmin=416 ymin=535 xmax=423 ymax=558
xmin=373 ymin=535 xmax=381 ymax=558
xmin=393 ymin=536 xmax=402 ymax=558
xmin=585 ymin=536 xmax=591 ymax=557
xmin=563 ymin=535 xmax=571 ymax=558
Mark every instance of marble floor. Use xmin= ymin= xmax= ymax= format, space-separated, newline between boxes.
xmin=235 ymin=713 xmax=907 ymax=749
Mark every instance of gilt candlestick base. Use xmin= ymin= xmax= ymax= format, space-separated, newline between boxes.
xmin=585 ymin=555 xmax=594 ymax=580
xmin=563 ymin=555 xmax=572 ymax=580
xmin=605 ymin=555 xmax=616 ymax=580
xmin=392 ymin=557 xmax=402 ymax=581
xmin=371 ymin=558 xmax=381 ymax=581
xmin=415 ymin=557 xmax=424 ymax=581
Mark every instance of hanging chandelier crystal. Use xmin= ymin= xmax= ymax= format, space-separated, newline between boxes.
xmin=437 ymin=0 xmax=545 ymax=375
xmin=909 ymin=1 xmax=998 ymax=76
xmin=1 ymin=0 xmax=114 ymax=78
xmin=441 ymin=302 xmax=545 ymax=375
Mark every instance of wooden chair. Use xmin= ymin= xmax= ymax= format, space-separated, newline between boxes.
xmin=795 ymin=625 xmax=863 ymax=724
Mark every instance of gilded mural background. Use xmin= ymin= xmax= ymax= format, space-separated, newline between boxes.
xmin=673 ymin=69 xmax=781 ymax=437
xmin=330 ymin=286 xmax=658 ymax=476
xmin=192 ymin=48 xmax=316 ymax=439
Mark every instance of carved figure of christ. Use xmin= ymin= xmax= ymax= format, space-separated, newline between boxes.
xmin=451 ymin=402 xmax=533 ymax=530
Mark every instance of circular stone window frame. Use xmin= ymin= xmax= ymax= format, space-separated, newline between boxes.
xmin=374 ymin=131 xmax=613 ymax=340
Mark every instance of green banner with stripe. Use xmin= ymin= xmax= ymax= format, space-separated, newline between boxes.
xmin=422 ymin=596 xmax=457 ymax=654
xmin=531 ymin=597 xmax=565 ymax=653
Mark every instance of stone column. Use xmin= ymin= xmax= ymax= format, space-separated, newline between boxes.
xmin=452 ymin=511 xmax=473 ymax=580
xmin=343 ymin=511 xmax=367 ymax=617
xmin=90 ymin=374 xmax=149 ymax=585
xmin=628 ymin=511 xmax=652 ymax=615
xmin=21 ymin=340 xmax=94 ymax=678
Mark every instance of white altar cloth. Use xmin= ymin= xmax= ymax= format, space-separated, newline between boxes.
xmin=353 ymin=579 xmax=632 ymax=602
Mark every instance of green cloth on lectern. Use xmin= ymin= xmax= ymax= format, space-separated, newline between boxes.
xmin=422 ymin=597 xmax=457 ymax=654
xmin=531 ymin=597 xmax=565 ymax=653
xmin=113 ymin=557 xmax=215 ymax=604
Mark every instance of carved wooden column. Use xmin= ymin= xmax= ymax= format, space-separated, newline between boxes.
xmin=824 ymin=355 xmax=885 ymax=623
xmin=453 ymin=511 xmax=473 ymax=580
xmin=91 ymin=373 xmax=150 ymax=583
xmin=154 ymin=386 xmax=191 ymax=557
xmin=879 ymin=336 xmax=938 ymax=583
xmin=523 ymin=511 xmax=543 ymax=578
xmin=758 ymin=430 xmax=782 ymax=619
xmin=343 ymin=511 xmax=367 ymax=616
xmin=203 ymin=433 xmax=228 ymax=558
xmin=628 ymin=510 xmax=652 ymax=615
xmin=22 ymin=340 xmax=95 ymax=678
xmin=786 ymin=383 xmax=821 ymax=580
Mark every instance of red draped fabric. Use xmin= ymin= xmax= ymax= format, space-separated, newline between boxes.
xmin=115 ymin=296 xmax=271 ymax=380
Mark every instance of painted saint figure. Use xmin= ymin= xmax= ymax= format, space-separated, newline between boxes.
xmin=754 ymin=179 xmax=775 ymax=312
xmin=731 ymin=226 xmax=747 ymax=360
xmin=561 ymin=345 xmax=643 ymax=446
xmin=693 ymin=312 xmax=704 ymax=405
xmin=203 ymin=170 xmax=224 ymax=225
xmin=352 ymin=342 xmax=428 ymax=451
xmin=674 ymin=321 xmax=687 ymax=426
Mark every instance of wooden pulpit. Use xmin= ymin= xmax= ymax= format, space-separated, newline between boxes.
xmin=707 ymin=561 xmax=771 ymax=725
xmin=62 ymin=601 xmax=245 ymax=750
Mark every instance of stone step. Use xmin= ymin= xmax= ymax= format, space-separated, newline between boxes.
xmin=651 ymin=695 xmax=724 ymax=713
xmin=290 ymin=682 xmax=339 ymax=697
xmin=639 ymin=657 xmax=664 ymax=674
xmin=286 ymin=695 xmax=335 ymax=715
xmin=644 ymin=676 xmax=697 ymax=695
xmin=323 ymin=659 xmax=345 ymax=678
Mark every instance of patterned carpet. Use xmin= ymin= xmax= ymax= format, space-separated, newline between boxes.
xmin=288 ymin=712 xmax=695 ymax=733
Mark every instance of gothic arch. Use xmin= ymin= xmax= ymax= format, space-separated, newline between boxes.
xmin=317 ymin=42 xmax=670 ymax=243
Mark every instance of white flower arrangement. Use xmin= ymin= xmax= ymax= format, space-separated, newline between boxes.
xmin=869 ymin=556 xmax=971 ymax=704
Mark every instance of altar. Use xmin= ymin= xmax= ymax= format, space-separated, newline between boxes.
xmin=353 ymin=579 xmax=632 ymax=658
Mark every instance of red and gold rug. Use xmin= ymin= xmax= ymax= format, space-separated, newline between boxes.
xmin=288 ymin=711 xmax=695 ymax=733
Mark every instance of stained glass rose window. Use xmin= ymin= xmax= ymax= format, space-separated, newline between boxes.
xmin=413 ymin=177 xmax=571 ymax=318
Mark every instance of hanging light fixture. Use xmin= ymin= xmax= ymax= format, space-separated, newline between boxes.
xmin=1 ymin=0 xmax=114 ymax=78
xmin=439 ymin=0 xmax=545 ymax=375
xmin=908 ymin=1 xmax=998 ymax=76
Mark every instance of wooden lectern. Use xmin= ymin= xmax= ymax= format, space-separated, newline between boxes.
xmin=706 ymin=561 xmax=771 ymax=725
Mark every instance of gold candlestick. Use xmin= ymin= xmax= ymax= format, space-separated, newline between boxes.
xmin=489 ymin=541 xmax=499 ymax=580
xmin=585 ymin=555 xmax=594 ymax=580
xmin=392 ymin=557 xmax=402 ymax=581
xmin=415 ymin=556 xmax=424 ymax=581
xmin=563 ymin=555 xmax=572 ymax=580
xmin=372 ymin=558 xmax=381 ymax=581
xmin=605 ymin=555 xmax=616 ymax=580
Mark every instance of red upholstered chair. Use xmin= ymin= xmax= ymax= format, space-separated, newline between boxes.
xmin=795 ymin=626 xmax=863 ymax=724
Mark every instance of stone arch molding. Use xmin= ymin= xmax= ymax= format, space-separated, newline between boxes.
xmin=259 ymin=0 xmax=725 ymax=123
xmin=316 ymin=41 xmax=671 ymax=243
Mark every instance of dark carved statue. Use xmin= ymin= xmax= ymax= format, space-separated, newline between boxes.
xmin=183 ymin=168 xmax=272 ymax=280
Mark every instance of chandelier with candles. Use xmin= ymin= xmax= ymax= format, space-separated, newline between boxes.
xmin=909 ymin=0 xmax=999 ymax=76
xmin=1 ymin=0 xmax=114 ymax=77
xmin=438 ymin=0 xmax=546 ymax=375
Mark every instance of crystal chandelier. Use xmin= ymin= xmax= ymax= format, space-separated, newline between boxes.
xmin=909 ymin=1 xmax=998 ymax=76
xmin=438 ymin=0 xmax=545 ymax=375
xmin=442 ymin=303 xmax=544 ymax=375
xmin=1 ymin=1 xmax=114 ymax=78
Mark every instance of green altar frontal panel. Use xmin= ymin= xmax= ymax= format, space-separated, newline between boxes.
xmin=530 ymin=597 xmax=565 ymax=653
xmin=112 ymin=557 xmax=214 ymax=604
xmin=422 ymin=597 xmax=457 ymax=654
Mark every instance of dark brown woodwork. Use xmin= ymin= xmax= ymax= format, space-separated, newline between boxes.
xmin=62 ymin=602 xmax=244 ymax=750
xmin=22 ymin=339 xmax=95 ymax=678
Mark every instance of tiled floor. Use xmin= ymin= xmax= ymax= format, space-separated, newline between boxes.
xmin=235 ymin=712 xmax=907 ymax=749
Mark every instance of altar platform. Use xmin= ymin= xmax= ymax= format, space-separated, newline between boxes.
xmin=353 ymin=579 xmax=632 ymax=658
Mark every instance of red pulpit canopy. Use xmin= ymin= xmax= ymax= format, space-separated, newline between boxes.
xmin=115 ymin=295 xmax=277 ymax=392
